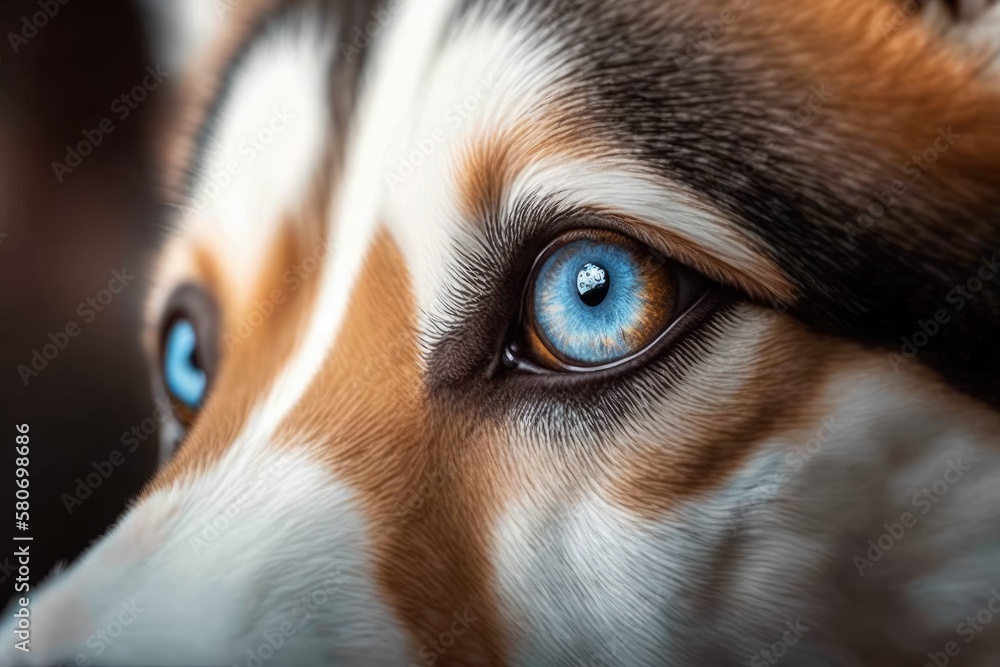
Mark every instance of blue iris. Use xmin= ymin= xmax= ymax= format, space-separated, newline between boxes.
xmin=533 ymin=238 xmax=653 ymax=365
xmin=163 ymin=319 xmax=207 ymax=408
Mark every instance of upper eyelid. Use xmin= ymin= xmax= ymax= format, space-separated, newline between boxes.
xmin=597 ymin=213 xmax=794 ymax=307
xmin=500 ymin=204 xmax=792 ymax=308
xmin=497 ymin=162 xmax=796 ymax=306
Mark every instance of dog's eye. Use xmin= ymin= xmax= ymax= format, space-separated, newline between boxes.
xmin=157 ymin=285 xmax=218 ymax=423
xmin=513 ymin=229 xmax=711 ymax=371
xmin=163 ymin=319 xmax=207 ymax=409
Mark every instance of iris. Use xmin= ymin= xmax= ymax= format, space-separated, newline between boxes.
xmin=530 ymin=232 xmax=674 ymax=366
xmin=163 ymin=319 xmax=207 ymax=408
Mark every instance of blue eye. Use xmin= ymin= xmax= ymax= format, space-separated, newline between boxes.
xmin=527 ymin=231 xmax=676 ymax=368
xmin=163 ymin=319 xmax=207 ymax=409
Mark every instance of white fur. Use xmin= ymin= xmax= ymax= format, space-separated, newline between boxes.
xmin=0 ymin=445 xmax=409 ymax=667
xmin=383 ymin=7 xmax=575 ymax=341
xmin=920 ymin=0 xmax=1000 ymax=72
xmin=10 ymin=1 xmax=1000 ymax=665
xmin=494 ymin=362 xmax=1000 ymax=665
xmin=378 ymin=12 xmax=782 ymax=346
xmin=506 ymin=161 xmax=777 ymax=282
xmin=182 ymin=14 xmax=334 ymax=297
xmin=137 ymin=0 xmax=225 ymax=73
xmin=238 ymin=0 xmax=460 ymax=441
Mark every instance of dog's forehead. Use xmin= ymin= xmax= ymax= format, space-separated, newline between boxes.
xmin=401 ymin=0 xmax=1000 ymax=403
xmin=150 ymin=0 xmax=1000 ymax=413
xmin=143 ymin=0 xmax=969 ymax=505
xmin=146 ymin=0 xmax=1000 ymax=445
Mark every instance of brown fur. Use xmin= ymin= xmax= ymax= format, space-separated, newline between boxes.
xmin=147 ymin=211 xmax=326 ymax=493
xmin=137 ymin=0 xmax=1000 ymax=661
xmin=607 ymin=319 xmax=856 ymax=518
xmin=273 ymin=229 xmax=509 ymax=665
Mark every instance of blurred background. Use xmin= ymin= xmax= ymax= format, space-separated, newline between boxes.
xmin=0 ymin=0 xmax=173 ymax=609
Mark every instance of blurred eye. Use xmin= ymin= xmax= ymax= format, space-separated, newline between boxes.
xmin=514 ymin=229 xmax=710 ymax=371
xmin=158 ymin=285 xmax=218 ymax=423
xmin=163 ymin=319 xmax=206 ymax=409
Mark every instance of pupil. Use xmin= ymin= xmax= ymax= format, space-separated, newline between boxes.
xmin=189 ymin=346 xmax=202 ymax=371
xmin=576 ymin=262 xmax=610 ymax=307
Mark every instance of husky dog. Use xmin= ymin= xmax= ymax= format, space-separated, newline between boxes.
xmin=4 ymin=0 xmax=1000 ymax=665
